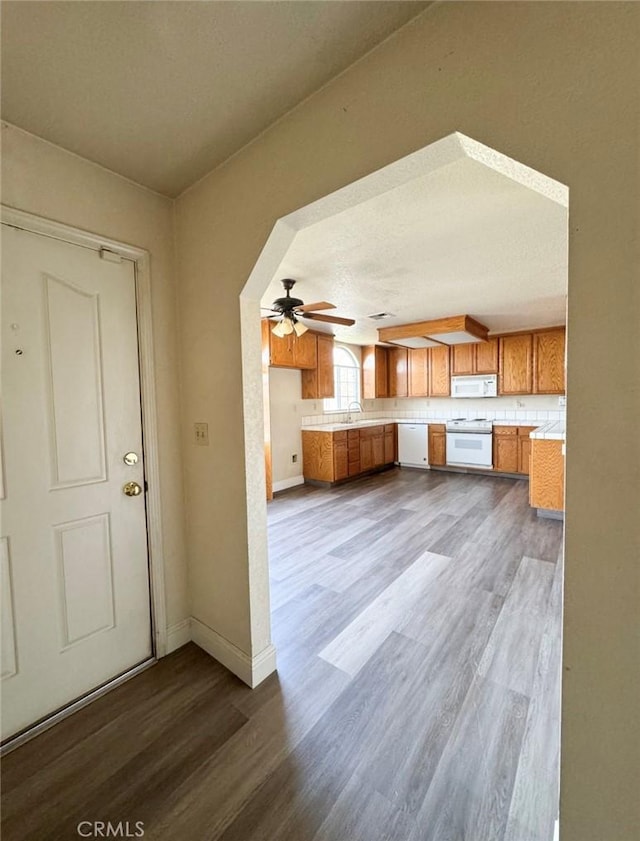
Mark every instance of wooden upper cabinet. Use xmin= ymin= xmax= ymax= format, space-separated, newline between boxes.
xmin=362 ymin=346 xmax=389 ymax=399
xmin=533 ymin=328 xmax=565 ymax=394
xmin=451 ymin=343 xmax=475 ymax=376
xmin=452 ymin=339 xmax=498 ymax=376
xmin=263 ymin=319 xmax=317 ymax=370
xmin=388 ymin=347 xmax=408 ymax=397
xmin=429 ymin=346 xmax=451 ymax=397
xmin=499 ymin=334 xmax=533 ymax=394
xmin=292 ymin=330 xmax=317 ymax=369
xmin=301 ymin=333 xmax=334 ymax=399
xmin=268 ymin=330 xmax=294 ymax=367
xmin=474 ymin=337 xmax=499 ymax=374
xmin=408 ymin=348 xmax=429 ymax=397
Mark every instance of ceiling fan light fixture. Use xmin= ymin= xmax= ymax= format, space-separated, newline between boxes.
xmin=293 ymin=320 xmax=308 ymax=337
xmin=272 ymin=317 xmax=293 ymax=337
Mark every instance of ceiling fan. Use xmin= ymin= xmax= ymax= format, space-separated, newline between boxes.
xmin=263 ymin=279 xmax=356 ymax=337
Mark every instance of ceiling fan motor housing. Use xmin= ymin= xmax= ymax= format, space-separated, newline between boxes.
xmin=272 ymin=278 xmax=304 ymax=312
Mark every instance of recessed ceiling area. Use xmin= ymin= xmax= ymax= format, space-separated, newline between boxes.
xmin=0 ymin=0 xmax=429 ymax=197
xmin=262 ymin=155 xmax=568 ymax=345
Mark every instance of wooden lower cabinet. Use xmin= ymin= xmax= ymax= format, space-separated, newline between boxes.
xmin=384 ymin=424 xmax=396 ymax=464
xmin=493 ymin=425 xmax=537 ymax=474
xmin=428 ymin=424 xmax=446 ymax=467
xmin=530 ymin=439 xmax=565 ymax=511
xmin=517 ymin=426 xmax=536 ymax=475
xmin=347 ymin=429 xmax=360 ymax=476
xmin=333 ymin=432 xmax=349 ymax=481
xmin=493 ymin=427 xmax=518 ymax=473
xmin=302 ymin=425 xmax=396 ymax=483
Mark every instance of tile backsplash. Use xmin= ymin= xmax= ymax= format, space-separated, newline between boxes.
xmin=300 ymin=395 xmax=565 ymax=426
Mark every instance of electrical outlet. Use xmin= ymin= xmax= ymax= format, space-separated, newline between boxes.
xmin=558 ymin=395 xmax=566 ymax=407
xmin=194 ymin=422 xmax=209 ymax=446
xmin=292 ymin=454 xmax=298 ymax=463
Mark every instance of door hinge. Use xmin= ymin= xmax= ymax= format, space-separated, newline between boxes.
xmin=144 ymin=480 xmax=149 ymax=493
xmin=99 ymin=248 xmax=123 ymax=263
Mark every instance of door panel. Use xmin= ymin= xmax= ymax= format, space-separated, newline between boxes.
xmin=1 ymin=225 xmax=152 ymax=741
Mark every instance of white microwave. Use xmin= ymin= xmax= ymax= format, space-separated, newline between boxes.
xmin=451 ymin=374 xmax=498 ymax=398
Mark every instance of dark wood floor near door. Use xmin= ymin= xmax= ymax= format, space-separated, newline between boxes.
xmin=1 ymin=469 xmax=563 ymax=841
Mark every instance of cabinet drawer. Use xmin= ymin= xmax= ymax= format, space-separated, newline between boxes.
xmin=333 ymin=431 xmax=347 ymax=443
xmin=493 ymin=425 xmax=517 ymax=435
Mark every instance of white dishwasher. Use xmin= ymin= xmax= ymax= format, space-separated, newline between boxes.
xmin=397 ymin=423 xmax=429 ymax=469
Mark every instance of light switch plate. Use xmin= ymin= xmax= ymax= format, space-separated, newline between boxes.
xmin=194 ymin=422 xmax=209 ymax=446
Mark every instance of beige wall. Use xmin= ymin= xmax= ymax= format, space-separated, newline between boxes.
xmin=175 ymin=3 xmax=639 ymax=839
xmin=1 ymin=123 xmax=189 ymax=635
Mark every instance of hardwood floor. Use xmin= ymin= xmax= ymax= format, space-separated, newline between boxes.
xmin=1 ymin=469 xmax=563 ymax=841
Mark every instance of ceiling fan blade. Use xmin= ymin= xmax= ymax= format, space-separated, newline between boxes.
xmin=303 ymin=312 xmax=356 ymax=326
xmin=294 ymin=301 xmax=336 ymax=313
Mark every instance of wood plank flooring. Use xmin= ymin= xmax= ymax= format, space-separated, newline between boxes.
xmin=1 ymin=468 xmax=563 ymax=841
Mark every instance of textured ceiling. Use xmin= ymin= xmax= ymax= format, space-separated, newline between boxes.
xmin=262 ymin=156 xmax=568 ymax=345
xmin=0 ymin=0 xmax=429 ymax=197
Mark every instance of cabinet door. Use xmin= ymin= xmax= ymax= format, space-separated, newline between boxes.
xmin=333 ymin=439 xmax=349 ymax=481
xmin=499 ymin=334 xmax=533 ymax=394
xmin=372 ymin=429 xmax=385 ymax=467
xmin=493 ymin=432 xmax=519 ymax=473
xmin=475 ymin=338 xmax=499 ymax=374
xmin=301 ymin=431 xmax=335 ymax=482
xmin=384 ymin=425 xmax=396 ymax=463
xmin=429 ymin=346 xmax=451 ymax=397
xmin=363 ymin=346 xmax=389 ymax=398
xmin=428 ymin=425 xmax=446 ymax=466
xmin=533 ymin=329 xmax=565 ymax=394
xmin=302 ymin=333 xmax=334 ymax=399
xmin=360 ymin=436 xmax=374 ymax=471
xmin=348 ymin=430 xmax=361 ymax=476
xmin=375 ymin=347 xmax=389 ymax=398
xmin=317 ymin=334 xmax=335 ymax=398
xmin=452 ymin=343 xmax=474 ymax=376
xmin=292 ymin=330 xmax=317 ymax=370
xmin=388 ymin=347 xmax=408 ymax=397
xmin=361 ymin=346 xmax=377 ymax=399
xmin=408 ymin=348 xmax=429 ymax=396
xmin=269 ymin=331 xmax=294 ymax=367
xmin=518 ymin=436 xmax=531 ymax=475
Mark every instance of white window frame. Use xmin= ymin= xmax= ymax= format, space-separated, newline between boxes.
xmin=324 ymin=345 xmax=361 ymax=413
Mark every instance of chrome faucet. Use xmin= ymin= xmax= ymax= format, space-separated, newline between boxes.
xmin=346 ymin=401 xmax=364 ymax=424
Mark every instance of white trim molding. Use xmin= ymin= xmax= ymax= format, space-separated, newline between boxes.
xmin=191 ymin=617 xmax=277 ymax=688
xmin=166 ymin=619 xmax=192 ymax=654
xmin=272 ymin=475 xmax=305 ymax=493
xmin=1 ymin=205 xmax=169 ymax=658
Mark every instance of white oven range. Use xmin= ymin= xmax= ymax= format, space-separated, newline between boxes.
xmin=445 ymin=419 xmax=493 ymax=468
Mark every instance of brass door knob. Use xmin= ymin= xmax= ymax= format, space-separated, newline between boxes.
xmin=123 ymin=481 xmax=143 ymax=497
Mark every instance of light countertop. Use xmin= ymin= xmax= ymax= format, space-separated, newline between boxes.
xmin=529 ymin=420 xmax=566 ymax=440
xmin=302 ymin=416 xmax=566 ymax=439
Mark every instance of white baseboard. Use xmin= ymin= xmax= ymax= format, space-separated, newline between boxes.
xmin=272 ymin=475 xmax=304 ymax=493
xmin=166 ymin=618 xmax=192 ymax=653
xmin=553 ymin=818 xmax=559 ymax=841
xmin=190 ymin=617 xmax=277 ymax=688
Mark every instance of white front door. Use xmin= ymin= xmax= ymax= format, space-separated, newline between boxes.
xmin=1 ymin=224 xmax=152 ymax=741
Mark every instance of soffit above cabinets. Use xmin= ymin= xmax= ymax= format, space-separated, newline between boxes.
xmin=377 ymin=315 xmax=489 ymax=348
